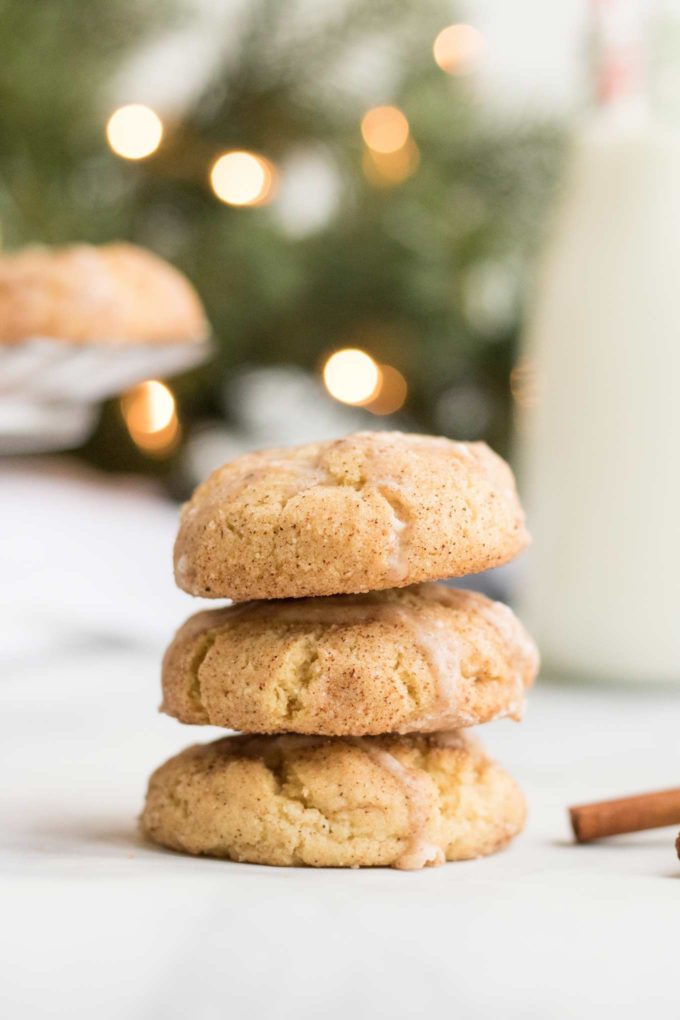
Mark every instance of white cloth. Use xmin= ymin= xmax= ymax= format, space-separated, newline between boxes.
xmin=1 ymin=463 xmax=678 ymax=1019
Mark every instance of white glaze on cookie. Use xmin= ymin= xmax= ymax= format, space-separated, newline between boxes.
xmin=174 ymin=431 xmax=530 ymax=601
xmin=162 ymin=584 xmax=539 ymax=735
xmin=350 ymin=738 xmax=444 ymax=870
xmin=142 ymin=732 xmax=527 ymax=868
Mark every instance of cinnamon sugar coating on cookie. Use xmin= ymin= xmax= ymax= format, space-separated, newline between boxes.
xmin=161 ymin=583 xmax=539 ymax=735
xmin=141 ymin=731 xmax=526 ymax=869
xmin=0 ymin=242 xmax=208 ymax=343
xmin=174 ymin=432 xmax=529 ymax=600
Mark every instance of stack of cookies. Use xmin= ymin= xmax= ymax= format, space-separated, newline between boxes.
xmin=142 ymin=432 xmax=538 ymax=870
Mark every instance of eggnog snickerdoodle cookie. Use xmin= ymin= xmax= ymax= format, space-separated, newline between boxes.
xmin=161 ymin=583 xmax=539 ymax=735
xmin=0 ymin=242 xmax=208 ymax=344
xmin=141 ymin=731 xmax=526 ymax=869
xmin=173 ymin=432 xmax=529 ymax=601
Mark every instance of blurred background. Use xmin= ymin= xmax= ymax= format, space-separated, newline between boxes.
xmin=1 ymin=0 xmax=571 ymax=486
xmin=4 ymin=0 xmax=680 ymax=686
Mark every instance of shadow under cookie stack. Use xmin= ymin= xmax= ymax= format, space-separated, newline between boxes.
xmin=142 ymin=432 xmax=538 ymax=870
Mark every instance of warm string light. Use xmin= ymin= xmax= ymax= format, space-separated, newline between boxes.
xmin=121 ymin=380 xmax=180 ymax=456
xmin=106 ymin=106 xmax=278 ymax=208
xmin=363 ymin=138 xmax=419 ymax=186
xmin=322 ymin=348 xmax=407 ymax=415
xmin=106 ymin=104 xmax=163 ymax=160
xmin=433 ymin=24 xmax=486 ymax=76
xmin=366 ymin=363 xmax=408 ymax=416
xmin=323 ymin=348 xmax=380 ymax=405
xmin=210 ymin=151 xmax=276 ymax=207
xmin=107 ymin=101 xmax=418 ymax=203
xmin=360 ymin=105 xmax=417 ymax=187
xmin=108 ymin=29 xmax=482 ymax=204
xmin=361 ymin=106 xmax=410 ymax=154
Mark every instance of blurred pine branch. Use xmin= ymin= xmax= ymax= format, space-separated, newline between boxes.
xmin=0 ymin=0 xmax=563 ymax=471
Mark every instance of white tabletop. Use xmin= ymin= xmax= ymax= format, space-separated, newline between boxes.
xmin=1 ymin=464 xmax=678 ymax=1019
xmin=2 ymin=645 xmax=678 ymax=1020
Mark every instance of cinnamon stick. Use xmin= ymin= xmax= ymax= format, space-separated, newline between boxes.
xmin=569 ymin=787 xmax=680 ymax=843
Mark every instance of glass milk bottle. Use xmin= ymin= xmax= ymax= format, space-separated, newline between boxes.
xmin=518 ymin=0 xmax=680 ymax=684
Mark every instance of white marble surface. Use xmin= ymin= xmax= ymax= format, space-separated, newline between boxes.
xmin=1 ymin=463 xmax=678 ymax=1019
xmin=2 ymin=644 xmax=678 ymax=1020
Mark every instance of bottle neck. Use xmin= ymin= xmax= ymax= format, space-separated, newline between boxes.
xmin=590 ymin=0 xmax=645 ymax=111
xmin=590 ymin=0 xmax=680 ymax=126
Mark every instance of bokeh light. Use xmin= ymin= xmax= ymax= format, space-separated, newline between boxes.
xmin=363 ymin=138 xmax=420 ymax=186
xmin=106 ymin=104 xmax=163 ymax=160
xmin=210 ymin=151 xmax=276 ymax=206
xmin=365 ymin=364 xmax=408 ymax=415
xmin=121 ymin=380 xmax=180 ymax=456
xmin=360 ymin=106 xmax=410 ymax=154
xmin=433 ymin=24 xmax=485 ymax=76
xmin=322 ymin=348 xmax=381 ymax=406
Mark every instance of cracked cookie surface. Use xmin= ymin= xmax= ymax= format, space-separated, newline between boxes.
xmin=173 ymin=431 xmax=529 ymax=600
xmin=161 ymin=583 xmax=539 ymax=735
xmin=141 ymin=731 xmax=526 ymax=869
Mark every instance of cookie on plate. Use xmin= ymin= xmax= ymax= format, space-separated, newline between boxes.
xmin=174 ymin=432 xmax=529 ymax=601
xmin=161 ymin=583 xmax=539 ymax=735
xmin=141 ymin=731 xmax=526 ymax=869
xmin=0 ymin=242 xmax=208 ymax=343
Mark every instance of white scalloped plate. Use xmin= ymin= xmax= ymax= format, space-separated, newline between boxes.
xmin=0 ymin=336 xmax=212 ymax=453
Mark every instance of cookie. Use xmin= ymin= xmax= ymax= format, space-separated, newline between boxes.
xmin=141 ymin=731 xmax=526 ymax=869
xmin=161 ymin=583 xmax=538 ymax=735
xmin=174 ymin=432 xmax=529 ymax=600
xmin=0 ymin=242 xmax=208 ymax=344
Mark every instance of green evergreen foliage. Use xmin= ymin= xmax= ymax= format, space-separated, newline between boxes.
xmin=0 ymin=0 xmax=562 ymax=470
